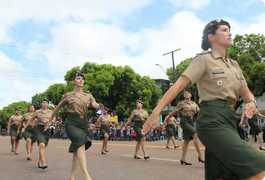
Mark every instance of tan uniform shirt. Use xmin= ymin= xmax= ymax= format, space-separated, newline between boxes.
xmin=164 ymin=115 xmax=177 ymax=125
xmin=21 ymin=113 xmax=37 ymax=126
xmin=175 ymin=100 xmax=199 ymax=117
xmin=97 ymin=115 xmax=111 ymax=126
xmin=129 ymin=109 xmax=148 ymax=122
xmin=31 ymin=109 xmax=54 ymax=125
xmin=8 ymin=115 xmax=22 ymax=125
xmin=57 ymin=91 xmax=95 ymax=115
xmin=182 ymin=51 xmax=247 ymax=103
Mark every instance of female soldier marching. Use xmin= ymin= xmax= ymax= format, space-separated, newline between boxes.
xmin=94 ymin=107 xmax=115 ymax=154
xmin=165 ymin=90 xmax=204 ymax=165
xmin=143 ymin=19 xmax=265 ymax=179
xmin=18 ymin=104 xmax=37 ymax=160
xmin=45 ymin=72 xmax=103 ymax=180
xmin=240 ymin=108 xmax=265 ymax=151
xmin=23 ymin=98 xmax=55 ymax=169
xmin=121 ymin=100 xmax=149 ymax=160
xmin=162 ymin=110 xmax=180 ymax=149
xmin=7 ymin=108 xmax=22 ymax=155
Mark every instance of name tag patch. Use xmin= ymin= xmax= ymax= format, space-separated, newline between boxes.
xmin=213 ymin=71 xmax=225 ymax=74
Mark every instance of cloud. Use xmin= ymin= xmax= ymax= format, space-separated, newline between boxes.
xmin=169 ymin=0 xmax=211 ymax=10
xmin=1 ymin=1 xmax=265 ymax=109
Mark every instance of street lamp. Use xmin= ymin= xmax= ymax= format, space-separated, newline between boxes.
xmin=155 ymin=64 xmax=167 ymax=78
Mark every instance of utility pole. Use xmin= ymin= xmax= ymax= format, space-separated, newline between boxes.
xmin=163 ymin=48 xmax=181 ymax=117
xmin=163 ymin=48 xmax=181 ymax=82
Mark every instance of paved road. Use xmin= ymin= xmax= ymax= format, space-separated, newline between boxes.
xmin=1 ymin=136 xmax=207 ymax=180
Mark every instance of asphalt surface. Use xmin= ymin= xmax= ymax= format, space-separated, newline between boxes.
xmin=0 ymin=136 xmax=207 ymax=180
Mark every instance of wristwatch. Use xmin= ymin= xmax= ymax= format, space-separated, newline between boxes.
xmin=247 ymin=100 xmax=258 ymax=107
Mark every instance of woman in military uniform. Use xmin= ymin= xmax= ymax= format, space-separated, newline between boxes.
xmin=94 ymin=107 xmax=115 ymax=154
xmin=240 ymin=109 xmax=265 ymax=151
xmin=165 ymin=90 xmax=204 ymax=165
xmin=17 ymin=104 xmax=37 ymax=160
xmin=143 ymin=19 xmax=265 ymax=179
xmin=44 ymin=72 xmax=103 ymax=180
xmin=162 ymin=110 xmax=180 ymax=149
xmin=7 ymin=108 xmax=22 ymax=155
xmin=121 ymin=100 xmax=149 ymax=160
xmin=22 ymin=98 xmax=55 ymax=169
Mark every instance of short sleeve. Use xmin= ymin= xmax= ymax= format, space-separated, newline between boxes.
xmin=21 ymin=115 xmax=26 ymax=123
xmin=57 ymin=94 xmax=68 ymax=108
xmin=89 ymin=94 xmax=95 ymax=104
xmin=175 ymin=102 xmax=183 ymax=112
xmin=97 ymin=115 xmax=102 ymax=123
xmin=8 ymin=116 xmax=12 ymax=124
xmin=31 ymin=112 xmax=38 ymax=122
xmin=129 ymin=110 xmax=136 ymax=119
xmin=236 ymin=65 xmax=247 ymax=89
xmin=182 ymin=55 xmax=206 ymax=84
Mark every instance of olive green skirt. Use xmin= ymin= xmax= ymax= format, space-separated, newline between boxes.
xmin=133 ymin=121 xmax=145 ymax=141
xmin=197 ymin=100 xmax=265 ymax=180
xmin=23 ymin=126 xmax=36 ymax=142
xmin=66 ymin=113 xmax=91 ymax=153
xmin=100 ymin=125 xmax=109 ymax=135
xmin=166 ymin=124 xmax=175 ymax=137
xmin=10 ymin=124 xmax=22 ymax=140
xmin=180 ymin=116 xmax=196 ymax=139
xmin=35 ymin=125 xmax=50 ymax=146
xmin=249 ymin=115 xmax=262 ymax=135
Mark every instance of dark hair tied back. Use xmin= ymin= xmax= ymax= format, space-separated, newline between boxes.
xmin=201 ymin=19 xmax=230 ymax=51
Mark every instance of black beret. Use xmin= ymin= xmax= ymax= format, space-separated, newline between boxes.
xmin=73 ymin=72 xmax=85 ymax=80
xmin=41 ymin=98 xmax=49 ymax=103
xmin=136 ymin=100 xmax=143 ymax=104
xmin=15 ymin=108 xmax=20 ymax=111
xmin=184 ymin=89 xmax=193 ymax=95
xmin=203 ymin=19 xmax=230 ymax=33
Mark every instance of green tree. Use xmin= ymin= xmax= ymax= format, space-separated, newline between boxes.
xmin=0 ymin=101 xmax=31 ymax=128
xmin=31 ymin=63 xmax=162 ymax=121
xmin=227 ymin=34 xmax=265 ymax=97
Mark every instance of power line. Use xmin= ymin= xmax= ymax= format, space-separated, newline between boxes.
xmin=0 ymin=44 xmax=103 ymax=59
xmin=0 ymin=68 xmax=62 ymax=78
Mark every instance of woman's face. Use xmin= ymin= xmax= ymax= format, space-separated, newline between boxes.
xmin=104 ymin=109 xmax=108 ymax=115
xmin=209 ymin=25 xmax=232 ymax=48
xmin=136 ymin=102 xmax=143 ymax=109
xmin=29 ymin=105 xmax=35 ymax=112
xmin=72 ymin=76 xmax=84 ymax=87
xmin=41 ymin=101 xmax=49 ymax=109
xmin=184 ymin=91 xmax=192 ymax=99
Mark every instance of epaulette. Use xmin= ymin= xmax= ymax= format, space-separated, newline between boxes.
xmin=84 ymin=91 xmax=91 ymax=94
xmin=195 ymin=51 xmax=211 ymax=56
xmin=178 ymin=101 xmax=183 ymax=105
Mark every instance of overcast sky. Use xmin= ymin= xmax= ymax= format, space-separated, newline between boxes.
xmin=0 ymin=0 xmax=265 ymax=109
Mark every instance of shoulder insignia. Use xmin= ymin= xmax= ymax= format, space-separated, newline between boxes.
xmin=83 ymin=91 xmax=91 ymax=94
xmin=195 ymin=51 xmax=211 ymax=56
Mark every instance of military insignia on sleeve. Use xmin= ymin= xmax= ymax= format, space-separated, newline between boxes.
xmin=217 ymin=81 xmax=222 ymax=86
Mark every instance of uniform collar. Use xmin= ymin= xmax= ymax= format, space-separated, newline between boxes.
xmin=70 ymin=90 xmax=87 ymax=95
xmin=184 ymin=100 xmax=193 ymax=104
xmin=211 ymin=50 xmax=223 ymax=60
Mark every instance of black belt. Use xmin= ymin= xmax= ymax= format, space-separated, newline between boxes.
xmin=68 ymin=113 xmax=87 ymax=119
xmin=201 ymin=100 xmax=235 ymax=109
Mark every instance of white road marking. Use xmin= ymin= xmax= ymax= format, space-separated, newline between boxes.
xmin=122 ymin=154 xmax=179 ymax=162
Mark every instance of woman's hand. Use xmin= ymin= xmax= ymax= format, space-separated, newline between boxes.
xmin=244 ymin=102 xmax=257 ymax=119
xmin=142 ymin=112 xmax=159 ymax=135
xmin=44 ymin=122 xmax=51 ymax=132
